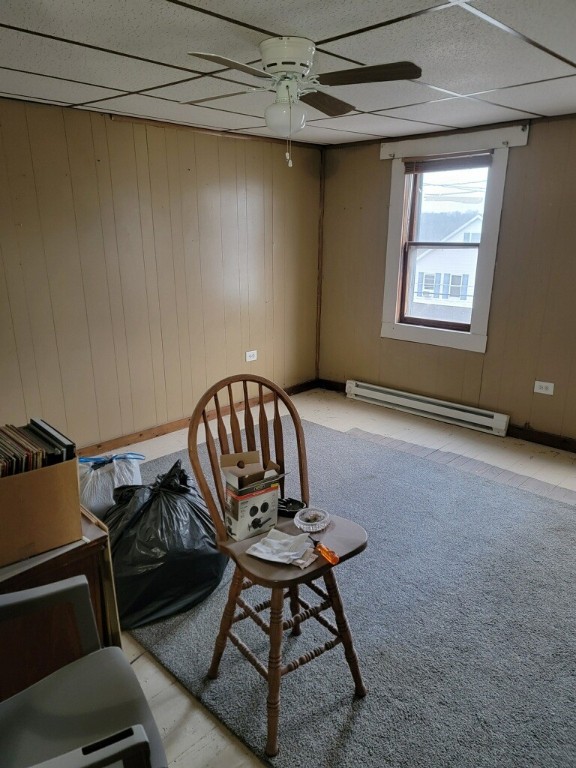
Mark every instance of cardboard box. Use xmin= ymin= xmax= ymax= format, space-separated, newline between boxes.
xmin=220 ymin=451 xmax=275 ymax=489
xmin=221 ymin=451 xmax=280 ymax=541
xmin=0 ymin=459 xmax=83 ymax=567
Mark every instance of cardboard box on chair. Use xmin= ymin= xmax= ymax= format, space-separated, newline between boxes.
xmin=220 ymin=451 xmax=280 ymax=541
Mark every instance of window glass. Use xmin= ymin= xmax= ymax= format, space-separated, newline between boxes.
xmin=401 ymin=163 xmax=488 ymax=330
xmin=413 ymin=166 xmax=489 ymax=241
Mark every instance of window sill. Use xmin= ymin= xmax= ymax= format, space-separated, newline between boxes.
xmin=381 ymin=321 xmax=487 ymax=353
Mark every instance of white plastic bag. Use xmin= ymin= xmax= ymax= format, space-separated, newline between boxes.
xmin=78 ymin=453 xmax=145 ymax=518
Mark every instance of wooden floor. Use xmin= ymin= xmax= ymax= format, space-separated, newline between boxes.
xmin=118 ymin=388 xmax=576 ymax=767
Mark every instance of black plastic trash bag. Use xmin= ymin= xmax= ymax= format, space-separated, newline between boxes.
xmin=103 ymin=460 xmax=228 ymax=629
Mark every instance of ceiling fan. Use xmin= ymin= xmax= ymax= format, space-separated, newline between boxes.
xmin=186 ymin=37 xmax=422 ymax=138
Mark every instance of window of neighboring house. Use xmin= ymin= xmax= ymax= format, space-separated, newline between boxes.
xmin=380 ymin=125 xmax=529 ymax=353
xmin=449 ymin=274 xmax=465 ymax=298
xmin=421 ymin=272 xmax=436 ymax=297
xmin=400 ymin=153 xmax=490 ymax=332
xmin=417 ymin=272 xmax=469 ymax=300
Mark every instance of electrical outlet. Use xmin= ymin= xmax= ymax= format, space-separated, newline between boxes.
xmin=245 ymin=350 xmax=257 ymax=362
xmin=534 ymin=380 xmax=554 ymax=395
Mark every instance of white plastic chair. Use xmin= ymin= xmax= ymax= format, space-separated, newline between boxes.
xmin=0 ymin=576 xmax=167 ymax=767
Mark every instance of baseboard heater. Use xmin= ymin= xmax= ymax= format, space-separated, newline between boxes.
xmin=345 ymin=380 xmax=509 ymax=437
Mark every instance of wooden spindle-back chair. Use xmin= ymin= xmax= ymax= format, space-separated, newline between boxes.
xmin=187 ymin=374 xmax=367 ymax=757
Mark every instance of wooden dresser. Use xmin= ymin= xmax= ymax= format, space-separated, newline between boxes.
xmin=0 ymin=508 xmax=121 ymax=701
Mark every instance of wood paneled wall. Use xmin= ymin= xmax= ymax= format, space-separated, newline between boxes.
xmin=4 ymin=97 xmax=575 ymax=446
xmin=320 ymin=117 xmax=576 ymax=439
xmin=0 ymin=100 xmax=320 ymax=447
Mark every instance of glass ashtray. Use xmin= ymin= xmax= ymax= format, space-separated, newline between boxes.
xmin=293 ymin=507 xmax=330 ymax=533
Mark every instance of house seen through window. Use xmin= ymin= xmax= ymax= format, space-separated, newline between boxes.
xmin=401 ymin=155 xmax=490 ymax=331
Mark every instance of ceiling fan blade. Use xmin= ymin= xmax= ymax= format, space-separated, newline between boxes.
xmin=300 ymin=91 xmax=355 ymax=117
xmin=188 ymin=52 xmax=271 ymax=79
xmin=318 ymin=61 xmax=422 ymax=86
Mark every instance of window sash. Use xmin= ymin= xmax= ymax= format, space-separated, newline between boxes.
xmin=404 ymin=159 xmax=489 ymax=246
xmin=400 ymin=157 xmax=487 ymax=332
xmin=400 ymin=243 xmax=477 ymax=331
xmin=403 ymin=152 xmax=492 ymax=175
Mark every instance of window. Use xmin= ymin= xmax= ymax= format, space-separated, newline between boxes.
xmin=421 ymin=272 xmax=436 ymax=297
xmin=380 ymin=126 xmax=529 ymax=353
xmin=449 ymin=274 xmax=465 ymax=299
xmin=417 ymin=272 xmax=469 ymax=300
xmin=400 ymin=153 xmax=490 ymax=331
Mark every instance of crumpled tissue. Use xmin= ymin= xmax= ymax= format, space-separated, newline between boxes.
xmin=246 ymin=528 xmax=311 ymax=564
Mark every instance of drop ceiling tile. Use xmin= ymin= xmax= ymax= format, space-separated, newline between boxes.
xmin=308 ymin=112 xmax=449 ymax=137
xmin=0 ymin=0 xmax=267 ymax=73
xmin=322 ymin=5 xmax=574 ymax=94
xmin=470 ymin=0 xmax=576 ymax=63
xmin=236 ymin=125 xmax=379 ymax=144
xmin=0 ymin=27 xmax=189 ymax=91
xmin=0 ymin=69 xmax=122 ymax=105
xmin=379 ymin=96 xmax=537 ymax=128
xmin=0 ymin=93 xmax=68 ymax=106
xmin=232 ymin=125 xmax=311 ymax=143
xmin=324 ymin=80 xmax=455 ymax=113
xmin=82 ymin=94 xmax=262 ymax=131
xmin=306 ymin=50 xmax=362 ymax=76
xmin=473 ymin=76 xmax=576 ymax=117
xmin=301 ymin=126 xmax=381 ymax=144
xmin=188 ymin=89 xmax=278 ymax=117
xmin=187 ymin=0 xmax=446 ymax=42
xmin=145 ymin=76 xmax=256 ymax=104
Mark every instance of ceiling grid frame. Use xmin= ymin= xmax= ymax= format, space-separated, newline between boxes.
xmin=0 ymin=0 xmax=574 ymax=144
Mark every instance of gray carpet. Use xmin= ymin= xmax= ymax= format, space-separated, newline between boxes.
xmin=133 ymin=421 xmax=576 ymax=767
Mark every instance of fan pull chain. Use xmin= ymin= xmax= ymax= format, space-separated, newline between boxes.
xmin=285 ymin=136 xmax=293 ymax=168
xmin=285 ymin=100 xmax=294 ymax=167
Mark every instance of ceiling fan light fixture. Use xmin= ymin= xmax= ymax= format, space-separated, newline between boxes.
xmin=265 ymin=98 xmax=306 ymax=138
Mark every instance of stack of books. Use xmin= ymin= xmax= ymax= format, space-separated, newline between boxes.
xmin=0 ymin=419 xmax=76 ymax=478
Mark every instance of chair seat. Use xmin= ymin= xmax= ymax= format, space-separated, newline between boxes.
xmin=221 ymin=514 xmax=368 ymax=588
xmin=0 ymin=646 xmax=166 ymax=768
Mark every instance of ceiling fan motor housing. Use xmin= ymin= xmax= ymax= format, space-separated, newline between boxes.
xmin=259 ymin=37 xmax=316 ymax=76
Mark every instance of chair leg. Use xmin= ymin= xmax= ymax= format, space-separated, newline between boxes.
xmin=288 ymin=585 xmax=301 ymax=636
xmin=265 ymin=587 xmax=285 ymax=757
xmin=208 ymin=567 xmax=244 ymax=679
xmin=324 ymin=569 xmax=367 ymax=697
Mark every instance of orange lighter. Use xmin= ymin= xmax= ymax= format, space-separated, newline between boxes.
xmin=315 ymin=541 xmax=340 ymax=565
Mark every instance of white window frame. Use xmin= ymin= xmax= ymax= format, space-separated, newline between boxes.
xmin=380 ymin=125 xmax=529 ymax=353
